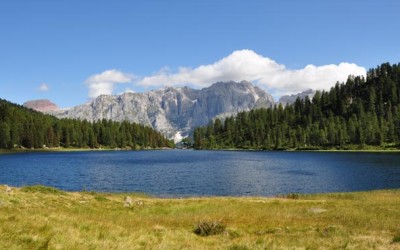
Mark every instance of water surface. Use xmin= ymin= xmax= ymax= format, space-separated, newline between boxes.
xmin=0 ymin=150 xmax=399 ymax=197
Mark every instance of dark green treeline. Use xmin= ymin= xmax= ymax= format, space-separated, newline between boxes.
xmin=0 ymin=100 xmax=174 ymax=149
xmin=194 ymin=63 xmax=400 ymax=150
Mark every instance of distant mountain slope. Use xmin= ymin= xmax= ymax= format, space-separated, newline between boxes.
xmin=46 ymin=81 xmax=275 ymax=137
xmin=279 ymin=89 xmax=315 ymax=106
xmin=23 ymin=99 xmax=59 ymax=112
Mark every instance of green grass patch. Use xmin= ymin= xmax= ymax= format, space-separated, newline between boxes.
xmin=228 ymin=244 xmax=249 ymax=250
xmin=93 ymin=195 xmax=109 ymax=202
xmin=20 ymin=185 xmax=66 ymax=195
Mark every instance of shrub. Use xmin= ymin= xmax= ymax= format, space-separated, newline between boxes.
xmin=286 ymin=193 xmax=300 ymax=199
xmin=393 ymin=234 xmax=400 ymax=243
xmin=275 ymin=193 xmax=300 ymax=199
xmin=193 ymin=221 xmax=226 ymax=236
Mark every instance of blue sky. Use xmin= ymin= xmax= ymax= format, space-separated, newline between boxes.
xmin=0 ymin=0 xmax=399 ymax=108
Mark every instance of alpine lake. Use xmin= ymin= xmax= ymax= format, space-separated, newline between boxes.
xmin=1 ymin=150 xmax=399 ymax=197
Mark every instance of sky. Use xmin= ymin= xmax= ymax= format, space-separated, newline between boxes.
xmin=0 ymin=0 xmax=399 ymax=108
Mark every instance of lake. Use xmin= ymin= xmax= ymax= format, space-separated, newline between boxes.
xmin=0 ymin=150 xmax=399 ymax=197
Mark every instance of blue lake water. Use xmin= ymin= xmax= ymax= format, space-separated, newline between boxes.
xmin=0 ymin=150 xmax=399 ymax=197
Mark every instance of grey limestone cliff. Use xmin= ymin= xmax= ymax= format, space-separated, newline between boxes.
xmin=47 ymin=81 xmax=275 ymax=138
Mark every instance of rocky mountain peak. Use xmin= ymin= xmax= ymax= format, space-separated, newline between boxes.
xmin=38 ymin=81 xmax=275 ymax=138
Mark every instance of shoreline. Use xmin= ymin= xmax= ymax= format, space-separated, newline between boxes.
xmin=196 ymin=147 xmax=400 ymax=153
xmin=0 ymin=147 xmax=173 ymax=154
xmin=2 ymin=147 xmax=400 ymax=154
xmin=1 ymin=184 xmax=399 ymax=197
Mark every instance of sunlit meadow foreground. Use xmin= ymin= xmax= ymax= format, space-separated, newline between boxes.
xmin=0 ymin=185 xmax=399 ymax=249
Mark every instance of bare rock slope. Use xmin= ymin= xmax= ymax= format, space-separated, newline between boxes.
xmin=33 ymin=81 xmax=275 ymax=137
xmin=23 ymin=99 xmax=59 ymax=112
xmin=278 ymin=89 xmax=315 ymax=106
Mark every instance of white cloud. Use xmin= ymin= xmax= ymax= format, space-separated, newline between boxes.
xmin=124 ymin=88 xmax=135 ymax=93
xmin=137 ymin=49 xmax=366 ymax=97
xmin=85 ymin=69 xmax=135 ymax=98
xmin=39 ymin=83 xmax=49 ymax=92
xmin=119 ymin=88 xmax=135 ymax=95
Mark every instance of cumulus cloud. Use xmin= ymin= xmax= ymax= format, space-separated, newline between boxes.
xmin=137 ymin=50 xmax=366 ymax=97
xmin=85 ymin=69 xmax=135 ymax=98
xmin=39 ymin=83 xmax=49 ymax=92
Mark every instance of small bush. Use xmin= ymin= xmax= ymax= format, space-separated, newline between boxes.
xmin=194 ymin=221 xmax=226 ymax=236
xmin=393 ymin=234 xmax=400 ymax=243
xmin=286 ymin=193 xmax=300 ymax=199
xmin=21 ymin=185 xmax=66 ymax=195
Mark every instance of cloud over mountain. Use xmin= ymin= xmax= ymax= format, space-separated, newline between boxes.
xmin=85 ymin=70 xmax=135 ymax=98
xmin=85 ymin=50 xmax=366 ymax=98
xmin=137 ymin=50 xmax=366 ymax=96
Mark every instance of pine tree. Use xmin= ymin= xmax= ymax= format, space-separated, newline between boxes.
xmin=194 ymin=63 xmax=400 ymax=150
xmin=0 ymin=122 xmax=11 ymax=149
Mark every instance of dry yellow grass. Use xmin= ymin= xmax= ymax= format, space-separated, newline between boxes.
xmin=0 ymin=185 xmax=399 ymax=249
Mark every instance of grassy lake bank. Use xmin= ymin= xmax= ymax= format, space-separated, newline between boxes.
xmin=1 ymin=185 xmax=399 ymax=249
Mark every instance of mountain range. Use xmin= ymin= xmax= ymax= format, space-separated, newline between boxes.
xmin=24 ymin=81 xmax=313 ymax=138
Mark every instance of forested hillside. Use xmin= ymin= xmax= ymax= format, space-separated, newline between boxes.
xmin=194 ymin=63 xmax=400 ymax=150
xmin=0 ymin=99 xmax=174 ymax=149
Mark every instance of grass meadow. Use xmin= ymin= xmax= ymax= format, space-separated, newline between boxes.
xmin=0 ymin=185 xmax=399 ymax=249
